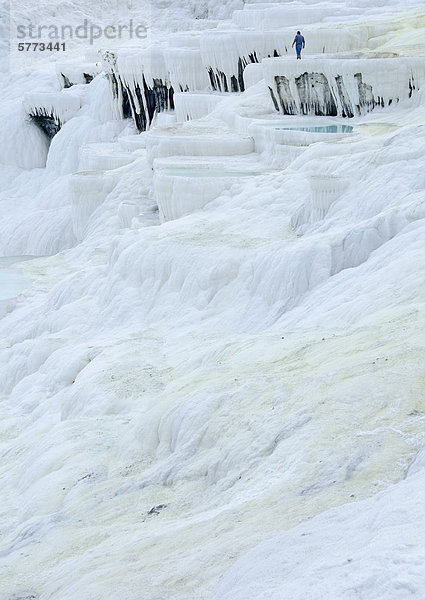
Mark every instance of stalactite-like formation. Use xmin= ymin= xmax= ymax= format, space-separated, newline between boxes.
xmin=29 ymin=111 xmax=62 ymax=139
xmin=264 ymin=57 xmax=425 ymax=117
xmin=109 ymin=71 xmax=174 ymax=132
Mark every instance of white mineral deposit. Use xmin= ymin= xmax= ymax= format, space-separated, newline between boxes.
xmin=1 ymin=0 xmax=425 ymax=598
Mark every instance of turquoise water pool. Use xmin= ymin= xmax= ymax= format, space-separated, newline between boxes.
xmin=0 ymin=257 xmax=33 ymax=301
xmin=276 ymin=125 xmax=353 ymax=133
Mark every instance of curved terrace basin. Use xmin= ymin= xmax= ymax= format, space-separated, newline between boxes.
xmin=78 ymin=143 xmax=136 ymax=171
xmin=159 ymin=167 xmax=263 ymax=177
xmin=249 ymin=118 xmax=354 ymax=166
xmin=146 ymin=120 xmax=254 ymax=164
xmin=118 ymin=134 xmax=147 ymax=152
xmin=154 ymin=158 xmax=265 ymax=221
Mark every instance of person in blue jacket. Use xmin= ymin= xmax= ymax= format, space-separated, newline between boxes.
xmin=292 ymin=31 xmax=305 ymax=59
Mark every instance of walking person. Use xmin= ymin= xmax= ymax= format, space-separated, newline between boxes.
xmin=292 ymin=31 xmax=305 ymax=60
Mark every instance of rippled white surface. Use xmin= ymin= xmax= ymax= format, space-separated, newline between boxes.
xmin=1 ymin=0 xmax=425 ymax=599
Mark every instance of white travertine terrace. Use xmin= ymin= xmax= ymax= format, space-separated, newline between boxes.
xmin=78 ymin=142 xmax=137 ymax=171
xmin=173 ymin=91 xmax=226 ymax=120
xmin=146 ymin=121 xmax=254 ymax=162
xmin=4 ymin=0 xmax=425 ymax=598
xmin=263 ymin=56 xmax=425 ymax=116
xmin=153 ymin=156 xmax=265 ymax=221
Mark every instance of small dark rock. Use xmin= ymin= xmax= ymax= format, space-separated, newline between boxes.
xmin=147 ymin=504 xmax=167 ymax=516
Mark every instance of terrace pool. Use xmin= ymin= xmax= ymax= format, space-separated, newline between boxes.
xmin=0 ymin=256 xmax=33 ymax=301
xmin=276 ymin=125 xmax=353 ymax=133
